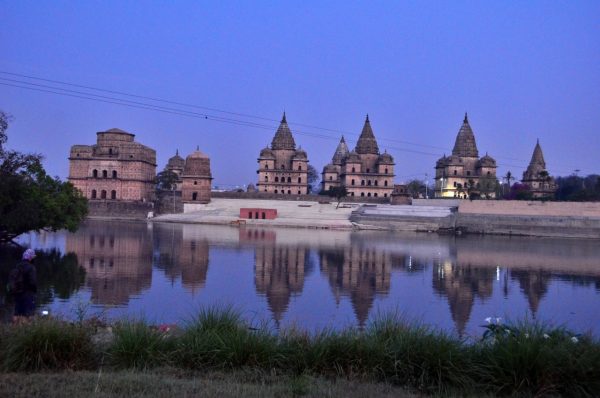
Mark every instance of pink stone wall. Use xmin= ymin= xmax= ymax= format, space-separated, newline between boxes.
xmin=458 ymin=201 xmax=600 ymax=217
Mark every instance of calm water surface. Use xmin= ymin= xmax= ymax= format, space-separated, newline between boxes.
xmin=2 ymin=220 xmax=599 ymax=337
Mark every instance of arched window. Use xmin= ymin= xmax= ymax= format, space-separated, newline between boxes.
xmin=361 ymin=180 xmax=365 ymax=186
xmin=102 ymin=170 xmax=108 ymax=178
xmin=366 ymin=168 xmax=370 ymax=173
xmin=287 ymin=190 xmax=291 ymax=194
xmin=374 ymin=193 xmax=378 ymax=197
xmin=374 ymin=180 xmax=378 ymax=186
xmin=281 ymin=165 xmax=285 ymax=170
xmin=351 ymin=179 xmax=355 ymax=185
xmin=275 ymin=177 xmax=279 ymax=182
xmin=467 ymin=171 xmax=471 ymax=176
xmin=93 ymin=169 xmax=98 ymax=178
xmin=361 ymin=192 xmax=365 ymax=197
xmin=297 ymin=177 xmax=301 ymax=183
xmin=275 ymin=189 xmax=278 ymax=193
xmin=350 ymin=192 xmax=355 ymax=196
xmin=298 ymin=165 xmax=302 ymax=171
xmin=329 ymin=176 xmax=332 ymax=180
xmin=192 ymin=192 xmax=198 ymax=201
xmin=298 ymin=190 xmax=301 ymax=195
xmin=384 ymin=180 xmax=388 ymax=187
xmin=265 ymin=164 xmax=269 ymax=170
xmin=265 ymin=176 xmax=268 ymax=182
xmin=193 ymin=181 xmax=197 ymax=185
xmin=367 ymin=180 xmax=372 ymax=186
xmin=91 ymin=190 xmax=97 ymax=199
xmin=112 ymin=170 xmax=117 ymax=179
xmin=385 ymin=168 xmax=388 ymax=174
xmin=367 ymin=192 xmax=372 ymax=197
xmin=109 ymin=148 xmax=113 ymax=155
xmin=384 ymin=193 xmax=388 ymax=197
xmin=352 ymin=167 xmax=355 ymax=172
xmin=487 ymin=171 xmax=491 ymax=176
xmin=101 ymin=190 xmax=107 ymax=199
xmin=111 ymin=190 xmax=116 ymax=199
xmin=454 ymin=170 xmax=457 ymax=176
xmin=453 ymin=182 xmax=457 ymax=187
xmin=287 ymin=177 xmax=291 ymax=183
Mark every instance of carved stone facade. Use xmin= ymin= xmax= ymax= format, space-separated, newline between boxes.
xmin=521 ymin=140 xmax=556 ymax=198
xmin=257 ymin=113 xmax=309 ymax=195
xmin=68 ymin=128 xmax=156 ymax=202
xmin=321 ymin=116 xmax=394 ymax=199
xmin=181 ymin=147 xmax=212 ymax=204
xmin=434 ymin=114 xmax=498 ymax=199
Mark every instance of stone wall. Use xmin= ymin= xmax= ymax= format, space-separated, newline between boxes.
xmin=211 ymin=191 xmax=389 ymax=204
xmin=87 ymin=201 xmax=154 ymax=220
xmin=458 ymin=200 xmax=600 ymax=217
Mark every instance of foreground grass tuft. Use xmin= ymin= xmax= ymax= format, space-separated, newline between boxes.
xmin=1 ymin=310 xmax=599 ymax=396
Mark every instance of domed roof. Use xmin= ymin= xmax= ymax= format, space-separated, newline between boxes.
xmin=183 ymin=147 xmax=211 ymax=176
xmin=259 ymin=147 xmax=275 ymax=158
xmin=355 ymin=115 xmax=380 ymax=155
xmin=167 ymin=150 xmax=185 ymax=168
xmin=346 ymin=151 xmax=361 ymax=163
xmin=478 ymin=153 xmax=497 ymax=167
xmin=293 ymin=147 xmax=307 ymax=160
xmin=452 ymin=113 xmax=479 ymax=158
xmin=323 ymin=163 xmax=338 ymax=173
xmin=378 ymin=151 xmax=394 ymax=164
xmin=437 ymin=154 xmax=463 ymax=167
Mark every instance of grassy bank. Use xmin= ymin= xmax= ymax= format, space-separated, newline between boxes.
xmin=1 ymin=308 xmax=599 ymax=397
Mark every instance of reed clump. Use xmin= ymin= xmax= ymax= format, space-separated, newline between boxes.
xmin=1 ymin=308 xmax=599 ymax=396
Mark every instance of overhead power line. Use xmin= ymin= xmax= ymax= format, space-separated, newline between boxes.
xmin=0 ymin=71 xmax=584 ymax=175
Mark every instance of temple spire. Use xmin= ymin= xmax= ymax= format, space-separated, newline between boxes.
xmin=355 ymin=114 xmax=379 ymax=155
xmin=281 ymin=111 xmax=287 ymax=123
xmin=271 ymin=112 xmax=296 ymax=150
xmin=464 ymin=112 xmax=468 ymax=123
xmin=452 ymin=113 xmax=479 ymax=157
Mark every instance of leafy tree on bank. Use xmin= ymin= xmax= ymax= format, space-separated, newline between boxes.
xmin=325 ymin=186 xmax=348 ymax=209
xmin=0 ymin=111 xmax=88 ymax=244
xmin=155 ymin=170 xmax=179 ymax=191
xmin=407 ymin=179 xmax=426 ymax=199
xmin=555 ymin=174 xmax=600 ymax=201
xmin=478 ymin=175 xmax=499 ymax=199
xmin=307 ymin=164 xmax=319 ymax=194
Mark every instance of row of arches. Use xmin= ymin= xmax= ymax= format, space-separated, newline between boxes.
xmin=265 ymin=176 xmax=302 ymax=183
xmin=264 ymin=164 xmax=304 ymax=171
xmin=348 ymin=167 xmax=389 ymax=174
xmin=350 ymin=179 xmax=389 ymax=187
xmin=272 ymin=189 xmax=302 ymax=195
xmin=92 ymin=169 xmax=118 ymax=179
xmin=91 ymin=189 xmax=117 ymax=200
xmin=347 ymin=192 xmax=388 ymax=198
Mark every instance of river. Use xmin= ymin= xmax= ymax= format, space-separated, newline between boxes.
xmin=1 ymin=219 xmax=599 ymax=338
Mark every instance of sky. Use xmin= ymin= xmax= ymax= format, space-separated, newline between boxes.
xmin=1 ymin=1 xmax=599 ymax=188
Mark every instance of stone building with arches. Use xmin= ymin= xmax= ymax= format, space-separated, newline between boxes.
xmin=181 ymin=147 xmax=212 ymax=203
xmin=321 ymin=115 xmax=395 ymax=198
xmin=68 ymin=128 xmax=156 ymax=202
xmin=434 ymin=114 xmax=498 ymax=199
xmin=256 ymin=113 xmax=309 ymax=195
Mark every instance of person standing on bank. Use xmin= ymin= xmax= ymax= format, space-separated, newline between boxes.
xmin=9 ymin=248 xmax=38 ymax=323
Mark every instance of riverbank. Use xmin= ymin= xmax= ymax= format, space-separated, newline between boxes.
xmin=1 ymin=309 xmax=598 ymax=397
xmin=152 ymin=198 xmax=600 ymax=238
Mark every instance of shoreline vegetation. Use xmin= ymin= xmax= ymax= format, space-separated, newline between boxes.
xmin=1 ymin=308 xmax=598 ymax=397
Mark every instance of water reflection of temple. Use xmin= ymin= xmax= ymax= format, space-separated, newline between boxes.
xmin=510 ymin=269 xmax=551 ymax=315
xmin=153 ymin=223 xmax=209 ymax=295
xmin=319 ymin=245 xmax=392 ymax=327
xmin=254 ymin=238 xmax=310 ymax=325
xmin=432 ymin=261 xmax=495 ymax=336
xmin=65 ymin=221 xmax=153 ymax=306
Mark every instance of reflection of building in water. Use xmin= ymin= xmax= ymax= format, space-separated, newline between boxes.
xmin=153 ymin=224 xmax=209 ymax=295
xmin=65 ymin=221 xmax=153 ymax=306
xmin=254 ymin=240 xmax=310 ymax=324
xmin=432 ymin=262 xmax=494 ymax=336
xmin=319 ymin=246 xmax=391 ymax=327
xmin=510 ymin=269 xmax=551 ymax=315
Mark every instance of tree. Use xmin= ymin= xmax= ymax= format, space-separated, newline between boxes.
xmin=326 ymin=186 xmax=348 ymax=209
xmin=307 ymin=164 xmax=319 ymax=194
xmin=478 ymin=175 xmax=499 ymax=199
xmin=406 ymin=179 xmax=425 ymax=199
xmin=155 ymin=170 xmax=179 ymax=191
xmin=0 ymin=111 xmax=88 ymax=244
xmin=503 ymin=171 xmax=514 ymax=198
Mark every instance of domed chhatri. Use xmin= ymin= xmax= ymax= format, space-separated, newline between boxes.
xmin=521 ymin=140 xmax=556 ymax=198
xmin=181 ymin=146 xmax=212 ymax=203
xmin=434 ymin=114 xmax=498 ymax=199
xmin=257 ymin=113 xmax=310 ymax=195
xmin=321 ymin=115 xmax=394 ymax=199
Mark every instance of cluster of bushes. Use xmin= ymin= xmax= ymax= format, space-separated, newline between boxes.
xmin=1 ymin=308 xmax=599 ymax=396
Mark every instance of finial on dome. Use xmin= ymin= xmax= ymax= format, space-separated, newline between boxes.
xmin=176 ymin=149 xmax=179 ymax=156
xmin=366 ymin=114 xmax=370 ymax=122
xmin=340 ymin=135 xmax=345 ymax=143
xmin=281 ymin=111 xmax=287 ymax=123
xmin=464 ymin=112 xmax=468 ymax=123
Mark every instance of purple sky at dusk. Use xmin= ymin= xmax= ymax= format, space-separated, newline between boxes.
xmin=2 ymin=1 xmax=599 ymax=189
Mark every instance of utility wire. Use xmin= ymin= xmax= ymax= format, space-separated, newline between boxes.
xmin=0 ymin=72 xmax=584 ymax=175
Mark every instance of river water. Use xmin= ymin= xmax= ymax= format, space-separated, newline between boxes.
xmin=2 ymin=219 xmax=599 ymax=337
